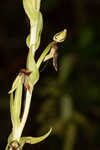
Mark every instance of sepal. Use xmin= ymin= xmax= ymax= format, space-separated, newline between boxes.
xmin=20 ymin=128 xmax=52 ymax=148
xmin=8 ymin=75 xmax=22 ymax=94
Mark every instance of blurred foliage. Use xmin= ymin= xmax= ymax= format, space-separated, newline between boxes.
xmin=0 ymin=0 xmax=100 ymax=150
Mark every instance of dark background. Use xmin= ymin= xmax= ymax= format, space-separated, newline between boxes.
xmin=0 ymin=0 xmax=100 ymax=150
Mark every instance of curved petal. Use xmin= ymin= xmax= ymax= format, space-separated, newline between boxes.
xmin=8 ymin=75 xmax=22 ymax=94
xmin=20 ymin=128 xmax=52 ymax=147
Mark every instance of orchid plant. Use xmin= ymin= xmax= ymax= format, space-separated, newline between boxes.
xmin=5 ymin=0 xmax=67 ymax=150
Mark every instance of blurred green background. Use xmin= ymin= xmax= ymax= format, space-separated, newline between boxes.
xmin=0 ymin=0 xmax=100 ymax=150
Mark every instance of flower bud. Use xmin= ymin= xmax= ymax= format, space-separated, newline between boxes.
xmin=53 ymin=29 xmax=67 ymax=43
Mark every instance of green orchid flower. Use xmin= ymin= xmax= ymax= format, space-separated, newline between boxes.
xmin=5 ymin=0 xmax=67 ymax=150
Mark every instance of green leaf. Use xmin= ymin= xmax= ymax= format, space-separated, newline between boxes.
xmin=20 ymin=128 xmax=52 ymax=148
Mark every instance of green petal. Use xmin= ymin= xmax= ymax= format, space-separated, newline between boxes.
xmin=8 ymin=75 xmax=21 ymax=94
xmin=20 ymin=128 xmax=52 ymax=147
